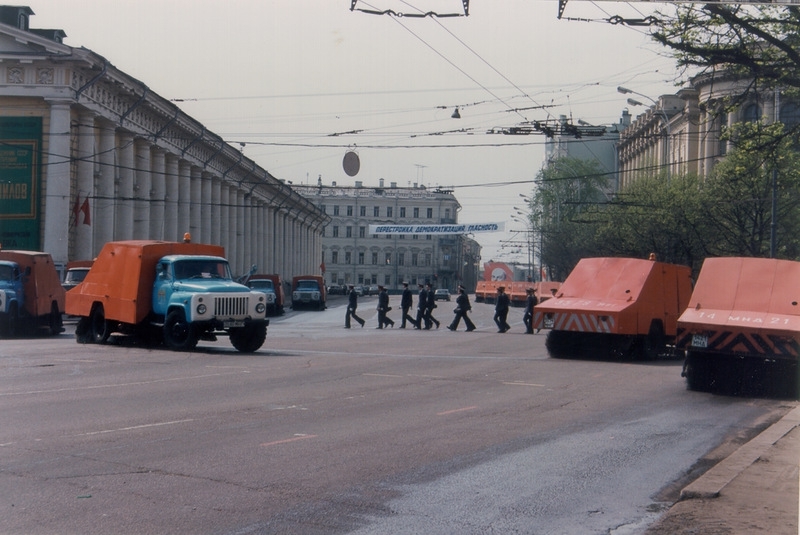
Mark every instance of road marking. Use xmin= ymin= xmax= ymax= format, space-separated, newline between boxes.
xmin=260 ymin=434 xmax=318 ymax=447
xmin=70 ymin=419 xmax=195 ymax=437
xmin=0 ymin=370 xmax=250 ymax=397
xmin=437 ymin=406 xmax=478 ymax=416
xmin=363 ymin=373 xmax=404 ymax=378
xmin=503 ymin=381 xmax=545 ymax=387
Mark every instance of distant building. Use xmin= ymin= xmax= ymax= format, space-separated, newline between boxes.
xmin=293 ymin=179 xmax=480 ymax=291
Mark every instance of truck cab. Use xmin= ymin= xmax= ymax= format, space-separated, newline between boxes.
xmin=291 ymin=275 xmax=326 ymax=310
xmin=247 ymin=274 xmax=284 ymax=316
xmin=0 ymin=261 xmax=23 ymax=335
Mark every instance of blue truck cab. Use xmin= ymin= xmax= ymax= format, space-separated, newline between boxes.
xmin=153 ymin=255 xmax=268 ymax=351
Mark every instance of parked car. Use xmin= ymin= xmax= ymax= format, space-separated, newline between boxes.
xmin=368 ymin=285 xmax=380 ymax=296
xmin=327 ymin=284 xmax=345 ymax=295
xmin=353 ymin=285 xmax=365 ymax=296
xmin=434 ymin=288 xmax=451 ymax=301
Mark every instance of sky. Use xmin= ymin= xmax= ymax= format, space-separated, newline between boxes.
xmin=30 ymin=0 xmax=684 ymax=265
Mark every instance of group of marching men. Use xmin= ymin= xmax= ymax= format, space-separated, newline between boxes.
xmin=344 ymin=282 xmax=540 ymax=334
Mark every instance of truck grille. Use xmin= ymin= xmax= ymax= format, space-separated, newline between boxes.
xmin=214 ymin=296 xmax=249 ymax=317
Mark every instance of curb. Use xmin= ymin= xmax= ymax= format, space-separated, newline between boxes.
xmin=680 ymin=405 xmax=800 ymax=500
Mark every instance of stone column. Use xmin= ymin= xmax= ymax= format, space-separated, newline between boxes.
xmin=201 ymin=171 xmax=212 ymax=243
xmin=220 ymin=183 xmax=230 ymax=254
xmin=163 ymin=153 xmax=179 ymax=241
xmin=236 ymin=189 xmax=245 ymax=274
xmin=132 ymin=139 xmax=151 ymax=239
xmin=43 ymin=100 xmax=72 ymax=264
xmin=177 ymin=160 xmax=191 ymax=238
xmin=210 ymin=176 xmax=221 ymax=245
xmin=150 ymin=147 xmax=166 ymax=240
xmin=74 ymin=110 xmax=95 ymax=260
xmin=94 ymin=119 xmax=116 ymax=253
xmin=115 ymin=131 xmax=135 ymax=240
xmin=189 ymin=166 xmax=202 ymax=241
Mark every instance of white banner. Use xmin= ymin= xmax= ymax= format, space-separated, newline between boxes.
xmin=369 ymin=222 xmax=504 ymax=235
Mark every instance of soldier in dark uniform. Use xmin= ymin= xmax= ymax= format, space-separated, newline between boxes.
xmin=425 ymin=283 xmax=440 ymax=329
xmin=523 ymin=287 xmax=538 ymax=334
xmin=448 ymin=285 xmax=476 ymax=332
xmin=376 ymin=285 xmax=394 ymax=328
xmin=414 ymin=283 xmax=427 ymax=330
xmin=494 ymin=286 xmax=511 ymax=333
xmin=345 ymin=284 xmax=365 ymax=328
xmin=400 ymin=282 xmax=416 ymax=329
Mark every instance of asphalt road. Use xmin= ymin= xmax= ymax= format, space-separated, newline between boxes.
xmin=0 ymin=296 xmax=793 ymax=534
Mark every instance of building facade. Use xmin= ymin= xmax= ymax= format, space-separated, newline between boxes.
xmin=0 ymin=6 xmax=328 ymax=279
xmin=293 ymin=179 xmax=477 ymax=292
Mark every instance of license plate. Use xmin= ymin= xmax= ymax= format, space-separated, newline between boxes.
xmin=691 ymin=334 xmax=708 ymax=348
xmin=544 ymin=317 xmax=554 ymax=329
xmin=224 ymin=320 xmax=245 ymax=328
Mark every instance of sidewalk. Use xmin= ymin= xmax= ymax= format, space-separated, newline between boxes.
xmin=646 ymin=405 xmax=800 ymax=534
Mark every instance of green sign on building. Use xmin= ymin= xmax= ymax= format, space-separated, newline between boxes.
xmin=0 ymin=117 xmax=42 ymax=250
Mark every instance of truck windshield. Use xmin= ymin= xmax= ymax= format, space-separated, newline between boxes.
xmin=174 ymin=260 xmax=232 ymax=280
xmin=249 ymin=280 xmax=275 ymax=291
xmin=297 ymin=280 xmax=319 ymax=290
xmin=0 ymin=264 xmax=14 ymax=281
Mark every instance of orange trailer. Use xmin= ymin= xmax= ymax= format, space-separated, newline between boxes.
xmin=677 ymin=257 xmax=800 ymax=396
xmin=533 ymin=257 xmax=693 ymax=359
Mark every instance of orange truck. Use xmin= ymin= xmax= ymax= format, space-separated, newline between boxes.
xmin=0 ymin=249 xmax=65 ymax=337
xmin=291 ymin=275 xmax=327 ymax=310
xmin=533 ymin=256 xmax=693 ymax=360
xmin=677 ymin=257 xmax=800 ymax=396
xmin=66 ymin=239 xmax=269 ymax=352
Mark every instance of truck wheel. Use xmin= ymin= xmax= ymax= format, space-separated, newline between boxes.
xmin=75 ymin=316 xmax=92 ymax=344
xmin=49 ymin=302 xmax=63 ymax=336
xmin=163 ymin=310 xmax=198 ymax=351
xmin=683 ymin=351 xmax=712 ymax=392
xmin=90 ymin=304 xmax=110 ymax=344
xmin=229 ymin=323 xmax=267 ymax=353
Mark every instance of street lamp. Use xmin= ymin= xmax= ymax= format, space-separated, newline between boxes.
xmin=618 ymin=86 xmax=672 ymax=180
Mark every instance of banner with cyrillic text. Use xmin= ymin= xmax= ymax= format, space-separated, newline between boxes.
xmin=369 ymin=223 xmax=504 ymax=235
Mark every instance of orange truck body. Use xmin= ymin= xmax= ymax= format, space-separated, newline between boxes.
xmin=66 ymin=240 xmax=224 ymax=325
xmin=0 ymin=249 xmax=65 ymax=320
xmin=533 ymin=257 xmax=693 ymax=359
xmin=677 ymin=257 xmax=800 ymax=395
xmin=535 ymin=281 xmax=562 ymax=303
xmin=509 ymin=281 xmax=536 ymax=306
xmin=475 ymin=280 xmax=503 ymax=303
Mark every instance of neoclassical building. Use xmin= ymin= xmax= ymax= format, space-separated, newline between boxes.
xmin=618 ymin=73 xmax=800 ymax=189
xmin=293 ymin=178 xmax=478 ymax=291
xmin=0 ymin=6 xmax=328 ymax=278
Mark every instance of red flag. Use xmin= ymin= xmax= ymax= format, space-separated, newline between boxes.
xmin=320 ymin=262 xmax=326 ymax=273
xmin=80 ymin=197 xmax=91 ymax=226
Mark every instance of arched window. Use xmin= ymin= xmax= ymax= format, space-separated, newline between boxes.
xmin=742 ymin=103 xmax=761 ymax=123
xmin=780 ymin=101 xmax=800 ymax=128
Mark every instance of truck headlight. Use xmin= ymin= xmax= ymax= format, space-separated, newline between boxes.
xmin=256 ymin=303 xmax=266 ymax=314
xmin=196 ymin=303 xmax=207 ymax=315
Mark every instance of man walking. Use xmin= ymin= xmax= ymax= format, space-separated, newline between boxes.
xmin=523 ymin=287 xmax=538 ymax=334
xmin=448 ymin=285 xmax=476 ymax=332
xmin=415 ymin=283 xmax=427 ymax=330
xmin=425 ymin=283 xmax=440 ymax=329
xmin=400 ymin=282 xmax=416 ymax=328
xmin=345 ymin=284 xmax=365 ymax=328
xmin=494 ymin=285 xmax=510 ymax=333
xmin=376 ymin=285 xmax=395 ymax=328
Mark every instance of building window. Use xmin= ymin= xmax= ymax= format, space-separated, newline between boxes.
xmin=332 ymin=226 xmax=339 ymax=237
xmin=358 ymin=252 xmax=365 ymax=264
xmin=445 ymin=208 xmax=450 ymax=219
xmin=331 ymin=251 xmax=338 ymax=264
xmin=780 ymin=101 xmax=800 ymax=128
xmin=399 ymin=234 xmax=404 ymax=240
xmin=412 ymin=252 xmax=418 ymax=266
xmin=427 ymin=207 xmax=433 ymax=218
xmin=320 ymin=204 xmax=326 ymax=214
xmin=425 ymin=253 xmax=432 ymax=266
xmin=333 ymin=205 xmax=340 ymax=216
xmin=360 ymin=206 xmax=366 ymax=217
xmin=345 ymin=251 xmax=352 ymax=264
xmin=743 ymin=103 xmax=761 ymax=123
xmin=400 ymin=207 xmax=406 ymax=218
xmin=372 ymin=252 xmax=378 ymax=264
xmin=373 ymin=206 xmax=380 ymax=217
xmin=359 ymin=226 xmax=366 ymax=238
xmin=426 ymin=235 xmax=432 ymax=240
xmin=347 ymin=205 xmax=353 ymax=216
xmin=384 ymin=274 xmax=391 ymax=285
xmin=413 ymin=207 xmax=419 ymax=218
xmin=387 ymin=206 xmax=393 ymax=218
xmin=398 ymin=252 xmax=405 ymax=266
xmin=412 ymin=235 xmax=418 ymax=240
xmin=346 ymin=226 xmax=352 ymax=238
xmin=385 ymin=253 xmax=392 ymax=265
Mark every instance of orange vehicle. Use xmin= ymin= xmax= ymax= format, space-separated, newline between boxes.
xmin=291 ymin=275 xmax=327 ymax=310
xmin=475 ymin=280 xmax=503 ymax=304
xmin=535 ymin=281 xmax=562 ymax=303
xmin=247 ymin=274 xmax=285 ymax=316
xmin=677 ymin=257 xmax=800 ymax=396
xmin=66 ymin=239 xmax=269 ymax=352
xmin=509 ymin=281 xmax=535 ymax=307
xmin=533 ymin=256 xmax=693 ymax=360
xmin=0 ymin=249 xmax=65 ymax=337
